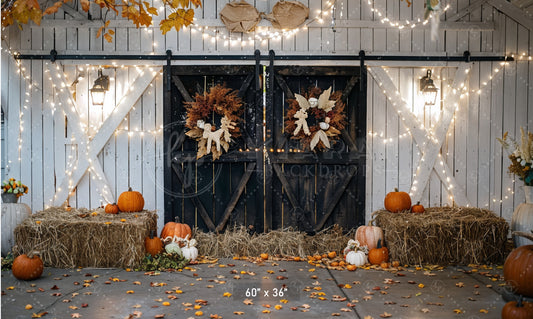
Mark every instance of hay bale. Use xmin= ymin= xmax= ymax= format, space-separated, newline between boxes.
xmin=194 ymin=224 xmax=351 ymax=258
xmin=13 ymin=207 xmax=157 ymax=268
xmin=373 ymin=207 xmax=509 ymax=265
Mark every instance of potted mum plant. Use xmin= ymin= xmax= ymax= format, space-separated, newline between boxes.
xmin=1 ymin=178 xmax=28 ymax=203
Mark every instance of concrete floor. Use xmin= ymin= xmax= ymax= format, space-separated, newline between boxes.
xmin=1 ymin=259 xmax=509 ymax=319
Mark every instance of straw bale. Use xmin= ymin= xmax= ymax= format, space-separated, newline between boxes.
xmin=13 ymin=207 xmax=157 ymax=268
xmin=373 ymin=207 xmax=509 ymax=265
xmin=194 ymin=224 xmax=352 ymax=258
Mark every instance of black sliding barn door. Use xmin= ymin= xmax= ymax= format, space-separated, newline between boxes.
xmin=163 ymin=65 xmax=263 ymax=232
xmin=164 ymin=63 xmax=366 ymax=233
xmin=265 ymin=66 xmax=366 ymax=233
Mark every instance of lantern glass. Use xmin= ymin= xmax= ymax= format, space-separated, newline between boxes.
xmin=90 ymin=86 xmax=106 ymax=105
xmin=90 ymin=69 xmax=109 ymax=106
xmin=420 ymin=69 xmax=439 ymax=106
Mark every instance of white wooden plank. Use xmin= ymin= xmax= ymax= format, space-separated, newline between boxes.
xmin=19 ymin=59 xmax=32 ymax=207
xmin=428 ymin=69 xmax=441 ymax=206
xmin=477 ymin=62 xmax=492 ymax=208
xmin=467 ymin=63 xmax=480 ymax=206
xmin=385 ymin=68 xmax=399 ymax=193
xmin=513 ymin=26 xmax=530 ymax=207
xmin=361 ymin=0 xmax=373 ymax=51
xmin=386 ymin=0 xmax=399 ymax=52
xmin=322 ymin=27 xmax=335 ymax=52
xmin=372 ymin=69 xmax=387 ymax=211
xmin=141 ymin=27 xmax=154 ymax=53
xmin=142 ymin=76 xmax=156 ymax=212
xmin=129 ymin=73 xmax=143 ymax=192
xmin=487 ymin=0 xmax=533 ymax=31
xmin=373 ymin=0 xmax=386 ymax=52
xmin=115 ymin=67 xmax=130 ymax=197
xmin=5 ymin=27 xmax=22 ymax=186
xmin=482 ymin=5 xmax=494 ymax=53
xmin=75 ymin=63 xmax=91 ymax=209
xmin=202 ymin=0 xmax=216 ymax=52
xmin=399 ymin=0 xmax=411 ymax=52
xmin=155 ymin=71 xmax=164 ymax=232
xmin=129 ymin=28 xmax=141 ymax=52
xmin=295 ymin=0 xmax=310 ymax=52
xmin=42 ymin=66 xmax=55 ymax=209
xmin=398 ymin=68 xmax=413 ymax=197
xmin=489 ymin=61 xmax=504 ymax=216
xmin=411 ymin=0 xmax=424 ymax=52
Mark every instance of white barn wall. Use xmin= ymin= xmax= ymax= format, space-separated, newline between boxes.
xmin=1 ymin=1 xmax=531 ymax=231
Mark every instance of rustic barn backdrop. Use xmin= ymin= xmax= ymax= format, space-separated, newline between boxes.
xmin=1 ymin=0 xmax=532 ymax=233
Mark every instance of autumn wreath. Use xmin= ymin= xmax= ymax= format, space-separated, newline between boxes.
xmin=285 ymin=86 xmax=346 ymax=151
xmin=185 ymin=84 xmax=244 ymax=160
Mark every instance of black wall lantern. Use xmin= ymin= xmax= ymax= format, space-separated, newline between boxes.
xmin=420 ymin=69 xmax=438 ymax=106
xmin=90 ymin=69 xmax=110 ymax=105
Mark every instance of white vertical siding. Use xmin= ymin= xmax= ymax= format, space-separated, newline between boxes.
xmin=1 ymin=1 xmax=531 ymax=231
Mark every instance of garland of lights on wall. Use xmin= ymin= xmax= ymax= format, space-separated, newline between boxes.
xmin=2 ymin=0 xmax=532 ymax=207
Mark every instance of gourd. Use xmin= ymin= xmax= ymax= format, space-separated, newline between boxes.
xmin=355 ymin=223 xmax=384 ymax=250
xmin=501 ymin=296 xmax=533 ymax=319
xmin=411 ymin=201 xmax=425 ymax=214
xmin=117 ymin=187 xmax=144 ymax=212
xmin=165 ymin=242 xmax=182 ymax=256
xmin=161 ymin=221 xmax=192 ymax=246
xmin=345 ymin=250 xmax=367 ymax=267
xmin=368 ymin=239 xmax=389 ymax=265
xmin=105 ymin=203 xmax=119 ymax=214
xmin=182 ymin=239 xmax=198 ymax=262
xmin=144 ymin=230 xmax=163 ymax=256
xmin=504 ymin=245 xmax=533 ymax=297
xmin=12 ymin=252 xmax=44 ymax=281
xmin=384 ymin=188 xmax=412 ymax=213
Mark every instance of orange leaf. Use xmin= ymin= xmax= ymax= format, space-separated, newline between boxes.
xmin=96 ymin=26 xmax=103 ymax=38
xmin=80 ymin=0 xmax=90 ymax=11
xmin=104 ymin=33 xmax=113 ymax=43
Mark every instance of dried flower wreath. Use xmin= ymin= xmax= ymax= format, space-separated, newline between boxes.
xmin=185 ymin=84 xmax=244 ymax=160
xmin=285 ymin=86 xmax=346 ymax=151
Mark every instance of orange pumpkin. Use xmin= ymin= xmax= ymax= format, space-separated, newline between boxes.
xmin=260 ymin=253 xmax=269 ymax=260
xmin=384 ymin=188 xmax=411 ymax=213
xmin=328 ymin=251 xmax=337 ymax=259
xmin=330 ymin=261 xmax=339 ymax=267
xmin=368 ymin=239 xmax=389 ymax=265
xmin=355 ymin=224 xmax=384 ymax=250
xmin=117 ymin=187 xmax=144 ymax=212
xmin=12 ymin=252 xmax=44 ymax=281
xmin=160 ymin=221 xmax=192 ymax=246
xmin=504 ymin=245 xmax=533 ymax=297
xmin=105 ymin=203 xmax=119 ymax=214
xmin=502 ymin=296 xmax=533 ymax=319
xmin=144 ymin=230 xmax=163 ymax=256
xmin=411 ymin=201 xmax=425 ymax=213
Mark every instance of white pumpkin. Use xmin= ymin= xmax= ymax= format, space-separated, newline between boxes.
xmin=182 ymin=239 xmax=198 ymax=261
xmin=345 ymin=250 xmax=367 ymax=266
xmin=165 ymin=242 xmax=182 ymax=256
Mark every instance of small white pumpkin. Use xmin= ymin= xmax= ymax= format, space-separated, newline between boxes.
xmin=345 ymin=250 xmax=367 ymax=266
xmin=182 ymin=239 xmax=198 ymax=261
xmin=165 ymin=242 xmax=182 ymax=256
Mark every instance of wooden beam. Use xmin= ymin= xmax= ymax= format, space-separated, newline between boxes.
xmin=35 ymin=18 xmax=496 ymax=31
xmin=171 ymin=76 xmax=193 ymax=102
xmin=314 ymin=165 xmax=357 ymax=231
xmin=487 ymin=0 xmax=533 ymax=31
xmin=172 ymin=163 xmax=216 ymax=231
xmin=272 ymin=163 xmax=301 ymax=210
xmin=446 ymin=0 xmax=488 ymax=21
xmin=215 ymin=162 xmax=257 ymax=232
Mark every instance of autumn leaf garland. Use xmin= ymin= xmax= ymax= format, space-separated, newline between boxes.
xmin=1 ymin=0 xmax=202 ymax=41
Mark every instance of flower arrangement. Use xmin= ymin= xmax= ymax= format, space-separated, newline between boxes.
xmin=498 ymin=127 xmax=533 ymax=186
xmin=2 ymin=178 xmax=29 ymax=197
